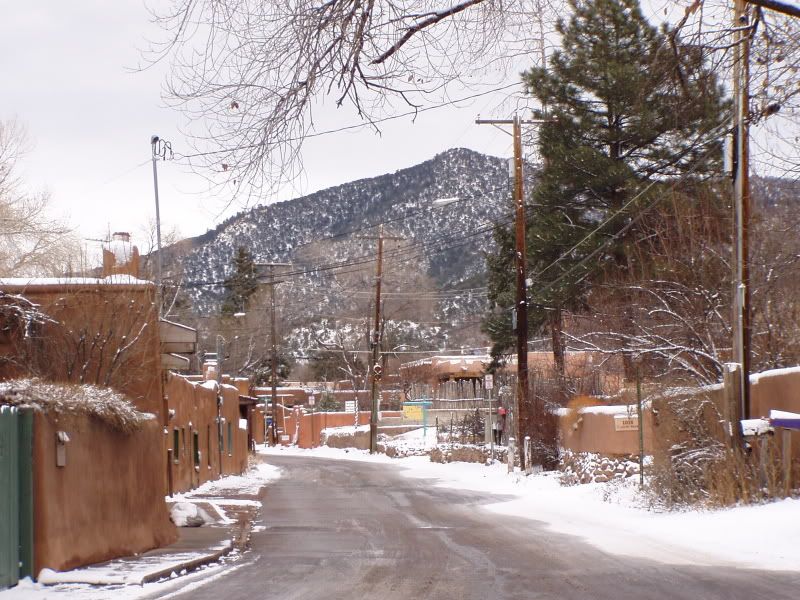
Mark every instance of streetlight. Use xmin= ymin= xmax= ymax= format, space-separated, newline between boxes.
xmin=150 ymin=135 xmax=172 ymax=316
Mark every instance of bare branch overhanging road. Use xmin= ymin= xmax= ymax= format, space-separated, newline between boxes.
xmin=158 ymin=455 xmax=799 ymax=600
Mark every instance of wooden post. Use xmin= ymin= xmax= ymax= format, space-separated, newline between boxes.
xmin=636 ymin=368 xmax=644 ymax=488
xmin=723 ymin=363 xmax=744 ymax=446
xmin=783 ymin=429 xmax=792 ymax=497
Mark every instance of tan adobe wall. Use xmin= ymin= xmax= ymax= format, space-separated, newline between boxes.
xmin=559 ymin=408 xmax=655 ymax=456
xmin=33 ymin=411 xmax=176 ymax=573
xmin=561 ymin=367 xmax=800 ymax=459
xmin=0 ymin=284 xmax=163 ymax=419
xmin=165 ymin=374 xmax=249 ymax=494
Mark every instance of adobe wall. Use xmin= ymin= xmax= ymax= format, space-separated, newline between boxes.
xmin=750 ymin=368 xmax=800 ymax=463
xmin=564 ymin=368 xmax=800 ymax=459
xmin=165 ymin=374 xmax=249 ymax=494
xmin=276 ymin=410 xmax=403 ymax=449
xmin=559 ymin=408 xmax=655 ymax=456
xmin=750 ymin=368 xmax=800 ymax=417
xmin=33 ymin=412 xmax=176 ymax=574
xmin=250 ymin=405 xmax=267 ymax=445
xmin=0 ymin=284 xmax=163 ymax=419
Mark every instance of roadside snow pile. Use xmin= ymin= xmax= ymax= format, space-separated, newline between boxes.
xmin=380 ymin=426 xmax=437 ymax=457
xmin=169 ymin=502 xmax=214 ymax=527
xmin=395 ymin=455 xmax=800 ymax=571
xmin=0 ymin=378 xmax=154 ymax=432
xmin=176 ymin=461 xmax=282 ymax=497
xmin=321 ymin=424 xmax=369 ymax=438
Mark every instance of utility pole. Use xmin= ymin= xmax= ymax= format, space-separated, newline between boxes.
xmin=476 ymin=115 xmax=548 ymax=469
xmin=257 ymin=262 xmax=291 ymax=445
xmin=356 ymin=227 xmax=403 ymax=454
xmin=215 ymin=334 xmax=225 ymax=475
xmin=731 ymin=0 xmax=752 ymax=421
xmin=150 ymin=136 xmax=172 ymax=316
xmin=370 ymin=225 xmax=385 ymax=454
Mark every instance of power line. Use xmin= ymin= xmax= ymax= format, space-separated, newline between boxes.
xmin=172 ymin=84 xmax=521 ymax=162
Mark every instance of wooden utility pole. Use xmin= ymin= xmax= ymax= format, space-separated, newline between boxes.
xmin=356 ymin=227 xmax=404 ymax=454
xmin=732 ymin=0 xmax=752 ymax=421
xmin=369 ymin=225 xmax=385 ymax=454
xmin=257 ymin=262 xmax=291 ymax=444
xmin=476 ymin=115 xmax=548 ymax=469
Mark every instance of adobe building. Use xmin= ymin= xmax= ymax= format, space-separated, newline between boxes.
xmin=164 ymin=373 xmax=250 ymax=495
xmin=400 ymin=354 xmax=489 ymax=384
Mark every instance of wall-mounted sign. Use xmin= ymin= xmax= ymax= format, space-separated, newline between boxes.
xmin=614 ymin=415 xmax=639 ymax=432
xmin=345 ymin=400 xmax=357 ymax=413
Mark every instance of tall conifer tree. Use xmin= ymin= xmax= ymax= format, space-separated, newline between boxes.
xmin=221 ymin=246 xmax=258 ymax=315
xmin=485 ymin=0 xmax=728 ymax=378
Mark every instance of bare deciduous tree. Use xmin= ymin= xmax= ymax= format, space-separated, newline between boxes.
xmin=0 ymin=120 xmax=79 ymax=276
xmin=149 ymin=0 xmax=556 ymax=189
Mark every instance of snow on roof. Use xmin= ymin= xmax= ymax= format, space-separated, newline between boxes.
xmin=0 ymin=275 xmax=153 ymax=287
xmin=0 ymin=378 xmax=153 ymax=432
xmin=104 ymin=238 xmax=137 ymax=263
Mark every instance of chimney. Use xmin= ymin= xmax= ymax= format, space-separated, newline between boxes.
xmin=102 ymin=232 xmax=140 ymax=278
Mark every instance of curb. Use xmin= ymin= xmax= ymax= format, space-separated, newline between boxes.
xmin=138 ymin=538 xmax=234 ymax=585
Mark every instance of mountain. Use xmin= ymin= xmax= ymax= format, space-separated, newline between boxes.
xmin=164 ymin=148 xmax=517 ymax=351
xmin=171 ymin=148 xmax=513 ymax=308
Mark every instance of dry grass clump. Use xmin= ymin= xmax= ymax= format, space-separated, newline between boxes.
xmin=0 ymin=378 xmax=153 ymax=433
xmin=649 ymin=390 xmax=790 ymax=507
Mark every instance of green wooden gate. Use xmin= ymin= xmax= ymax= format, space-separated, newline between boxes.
xmin=0 ymin=406 xmax=33 ymax=589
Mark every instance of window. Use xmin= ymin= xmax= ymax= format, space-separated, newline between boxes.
xmin=192 ymin=431 xmax=200 ymax=468
xmin=172 ymin=428 xmax=180 ymax=463
xmin=227 ymin=422 xmax=233 ymax=455
xmin=181 ymin=428 xmax=187 ymax=459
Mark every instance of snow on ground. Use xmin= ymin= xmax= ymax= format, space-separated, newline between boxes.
xmin=174 ymin=461 xmax=282 ymax=498
xmin=321 ymin=424 xmax=370 ymax=437
xmin=167 ymin=462 xmax=281 ymax=524
xmin=381 ymin=425 xmax=439 ymax=451
xmin=0 ymin=463 xmax=282 ymax=600
xmin=260 ymin=443 xmax=800 ymax=572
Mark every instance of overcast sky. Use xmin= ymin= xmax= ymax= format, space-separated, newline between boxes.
xmin=5 ymin=1 xmax=792 ymax=264
xmin=0 ymin=1 xmax=528 ymax=262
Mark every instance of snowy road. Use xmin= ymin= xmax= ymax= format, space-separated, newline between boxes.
xmin=152 ymin=454 xmax=799 ymax=600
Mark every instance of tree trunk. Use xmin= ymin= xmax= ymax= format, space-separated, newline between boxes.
xmin=549 ymin=304 xmax=567 ymax=397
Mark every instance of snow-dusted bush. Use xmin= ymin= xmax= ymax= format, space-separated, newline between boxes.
xmin=0 ymin=378 xmax=153 ymax=433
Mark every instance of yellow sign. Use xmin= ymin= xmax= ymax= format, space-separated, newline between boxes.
xmin=403 ymin=405 xmax=423 ymax=420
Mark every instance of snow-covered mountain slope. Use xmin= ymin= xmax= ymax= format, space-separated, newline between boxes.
xmin=169 ymin=148 xmax=514 ymax=318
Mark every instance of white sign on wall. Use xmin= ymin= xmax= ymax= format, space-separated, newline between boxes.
xmin=614 ymin=415 xmax=639 ymax=432
xmin=345 ymin=400 xmax=357 ymax=413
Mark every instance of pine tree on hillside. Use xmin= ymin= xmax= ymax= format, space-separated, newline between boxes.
xmin=221 ymin=246 xmax=258 ymax=315
xmin=485 ymin=0 xmax=728 ymax=379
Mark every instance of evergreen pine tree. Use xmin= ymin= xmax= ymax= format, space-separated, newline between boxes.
xmin=485 ymin=0 xmax=728 ymax=378
xmin=221 ymin=246 xmax=258 ymax=315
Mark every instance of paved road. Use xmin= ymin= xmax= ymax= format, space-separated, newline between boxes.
xmin=160 ymin=455 xmax=799 ymax=600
